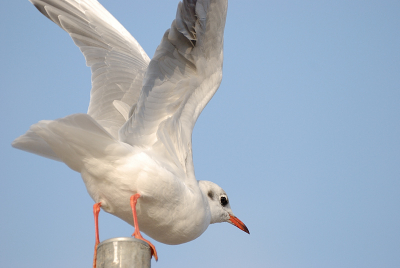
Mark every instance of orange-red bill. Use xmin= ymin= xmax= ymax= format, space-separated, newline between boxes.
xmin=228 ymin=215 xmax=250 ymax=234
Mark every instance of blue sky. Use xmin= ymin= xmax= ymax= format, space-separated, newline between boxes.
xmin=1 ymin=1 xmax=399 ymax=267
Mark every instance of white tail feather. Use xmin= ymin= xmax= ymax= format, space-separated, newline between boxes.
xmin=12 ymin=129 xmax=61 ymax=161
xmin=12 ymin=114 xmax=131 ymax=172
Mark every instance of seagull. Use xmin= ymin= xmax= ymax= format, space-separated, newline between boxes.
xmin=13 ymin=0 xmax=249 ymax=265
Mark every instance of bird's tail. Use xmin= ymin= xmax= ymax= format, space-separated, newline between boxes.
xmin=12 ymin=113 xmax=130 ymax=172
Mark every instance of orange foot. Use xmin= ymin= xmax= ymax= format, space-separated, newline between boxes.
xmin=130 ymin=194 xmax=158 ymax=261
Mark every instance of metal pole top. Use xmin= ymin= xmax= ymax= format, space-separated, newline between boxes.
xmin=96 ymin=237 xmax=151 ymax=268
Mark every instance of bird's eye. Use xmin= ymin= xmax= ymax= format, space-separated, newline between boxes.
xmin=220 ymin=196 xmax=228 ymax=206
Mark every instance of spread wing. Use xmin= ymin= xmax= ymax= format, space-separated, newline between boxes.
xmin=30 ymin=0 xmax=150 ymax=138
xmin=119 ymin=0 xmax=228 ymax=177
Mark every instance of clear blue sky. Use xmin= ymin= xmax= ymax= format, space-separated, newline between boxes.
xmin=1 ymin=1 xmax=399 ymax=267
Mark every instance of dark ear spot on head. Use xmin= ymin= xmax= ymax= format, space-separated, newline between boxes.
xmin=208 ymin=190 xmax=214 ymax=200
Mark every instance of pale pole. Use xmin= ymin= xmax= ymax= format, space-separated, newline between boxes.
xmin=96 ymin=237 xmax=151 ymax=268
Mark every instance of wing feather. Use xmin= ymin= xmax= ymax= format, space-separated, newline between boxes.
xmin=29 ymin=0 xmax=150 ymax=138
xmin=120 ymin=0 xmax=228 ymax=177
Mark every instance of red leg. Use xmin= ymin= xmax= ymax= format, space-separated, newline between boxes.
xmin=130 ymin=194 xmax=158 ymax=261
xmin=93 ymin=202 xmax=101 ymax=268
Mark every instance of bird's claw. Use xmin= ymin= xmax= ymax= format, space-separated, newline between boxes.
xmin=132 ymin=233 xmax=158 ymax=261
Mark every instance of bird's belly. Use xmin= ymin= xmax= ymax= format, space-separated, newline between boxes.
xmin=80 ymin=152 xmax=210 ymax=245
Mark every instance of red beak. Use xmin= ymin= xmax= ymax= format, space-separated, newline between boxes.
xmin=228 ymin=215 xmax=250 ymax=234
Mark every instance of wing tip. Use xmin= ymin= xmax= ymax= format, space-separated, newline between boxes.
xmin=30 ymin=0 xmax=52 ymax=20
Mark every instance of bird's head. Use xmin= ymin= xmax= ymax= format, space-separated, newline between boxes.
xmin=199 ymin=180 xmax=249 ymax=234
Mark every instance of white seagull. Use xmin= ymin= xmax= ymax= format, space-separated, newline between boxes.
xmin=13 ymin=0 xmax=249 ymax=265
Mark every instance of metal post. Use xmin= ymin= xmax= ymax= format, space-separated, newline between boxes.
xmin=96 ymin=237 xmax=151 ymax=268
